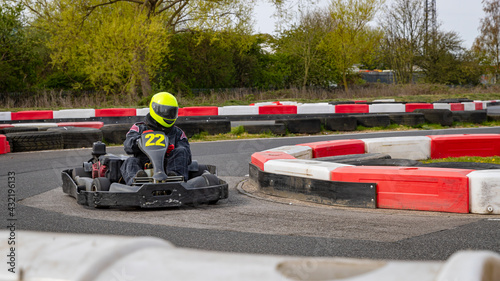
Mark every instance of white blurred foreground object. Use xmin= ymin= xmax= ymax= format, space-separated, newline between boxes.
xmin=1 ymin=231 xmax=499 ymax=281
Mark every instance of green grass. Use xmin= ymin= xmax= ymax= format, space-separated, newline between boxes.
xmin=421 ymin=156 xmax=500 ymax=164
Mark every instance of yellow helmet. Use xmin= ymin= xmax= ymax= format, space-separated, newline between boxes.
xmin=149 ymin=92 xmax=179 ymax=128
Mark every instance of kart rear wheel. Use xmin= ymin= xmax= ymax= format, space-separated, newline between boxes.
xmin=72 ymin=167 xmax=91 ymax=180
xmin=91 ymin=177 xmax=111 ymax=192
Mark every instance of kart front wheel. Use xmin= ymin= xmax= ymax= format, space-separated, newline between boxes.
xmin=91 ymin=177 xmax=111 ymax=192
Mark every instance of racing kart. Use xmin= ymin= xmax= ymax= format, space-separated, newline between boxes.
xmin=61 ymin=131 xmax=228 ymax=208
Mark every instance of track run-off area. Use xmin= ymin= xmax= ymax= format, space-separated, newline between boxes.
xmin=1 ymin=127 xmax=499 ymax=261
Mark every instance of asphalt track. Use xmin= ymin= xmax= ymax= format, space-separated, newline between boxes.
xmin=1 ymin=127 xmax=500 ymax=261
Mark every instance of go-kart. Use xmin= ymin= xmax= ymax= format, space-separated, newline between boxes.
xmin=61 ymin=131 xmax=228 ymax=208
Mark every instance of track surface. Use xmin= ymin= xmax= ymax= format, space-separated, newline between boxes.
xmin=1 ymin=127 xmax=500 ymax=260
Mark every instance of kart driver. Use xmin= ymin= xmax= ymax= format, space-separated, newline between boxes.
xmin=120 ymin=92 xmax=191 ymax=185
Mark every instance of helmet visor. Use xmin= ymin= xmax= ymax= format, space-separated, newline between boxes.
xmin=152 ymin=102 xmax=178 ymax=120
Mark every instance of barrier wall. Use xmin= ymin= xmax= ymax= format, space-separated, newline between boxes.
xmin=428 ymin=134 xmax=500 ymax=159
xmin=250 ymin=133 xmax=500 ymax=214
xmin=0 ymin=135 xmax=10 ymax=154
xmin=0 ymin=100 xmax=494 ymax=123
xmin=298 ymin=140 xmax=365 ymax=158
xmin=4 ymin=231 xmax=500 ymax=281
xmin=11 ymin=110 xmax=53 ymax=121
xmin=95 ymin=108 xmax=136 ymax=117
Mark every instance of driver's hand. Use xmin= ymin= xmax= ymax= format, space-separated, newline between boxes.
xmin=167 ymin=144 xmax=175 ymax=155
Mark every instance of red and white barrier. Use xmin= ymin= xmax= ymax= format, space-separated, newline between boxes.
xmin=0 ymin=135 xmax=10 ymax=154
xmin=57 ymin=122 xmax=104 ymax=129
xmin=53 ymin=109 xmax=95 ymax=119
xmin=179 ymin=106 xmax=219 ymax=116
xmin=264 ymin=159 xmax=351 ymax=180
xmin=0 ymin=112 xmax=11 ymax=121
xmin=335 ymin=104 xmax=369 ymax=114
xmin=428 ymin=134 xmax=500 ymax=159
xmin=467 ymin=170 xmax=500 ymax=214
xmin=363 ymin=136 xmax=431 ymax=160
xmin=331 ymin=166 xmax=472 ymax=213
xmin=136 ymin=108 xmax=150 ymax=116
xmin=12 ymin=122 xmax=58 ymax=129
xmin=433 ymin=103 xmax=451 ymax=110
xmin=253 ymin=133 xmax=500 ymax=214
xmin=406 ymin=103 xmax=433 ymax=112
xmin=297 ymin=139 xmax=365 ymax=158
xmin=251 ymin=151 xmax=295 ymax=171
xmin=259 ymin=105 xmax=297 ymax=115
xmin=297 ymin=103 xmax=335 ymax=114
xmin=369 ymin=103 xmax=405 ymax=113
xmin=265 ymin=145 xmax=312 ymax=159
xmin=11 ymin=110 xmax=53 ymax=121
xmin=462 ymin=102 xmax=476 ymax=111
xmin=218 ymin=106 xmax=259 ymax=116
xmin=95 ymin=108 xmax=137 ymax=117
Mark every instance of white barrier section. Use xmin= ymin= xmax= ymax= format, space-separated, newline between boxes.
xmin=363 ymin=136 xmax=431 ymax=160
xmin=0 ymin=111 xmax=11 ymax=121
xmin=373 ymin=99 xmax=396 ymax=102
xmin=462 ymin=102 xmax=476 ymax=111
xmin=4 ymin=231 xmax=500 ymax=280
xmin=0 ymin=231 xmax=172 ymax=281
xmin=264 ymin=159 xmax=351 ymax=180
xmin=279 ymin=101 xmax=299 ymax=105
xmin=369 ymin=103 xmax=405 ymax=113
xmin=136 ymin=107 xmax=150 ymax=116
xmin=266 ymin=145 xmax=313 ymax=159
xmin=433 ymin=103 xmax=451 ymax=110
xmin=218 ymin=105 xmax=259 ymax=116
xmin=253 ymin=102 xmax=275 ymax=106
xmin=436 ymin=251 xmax=500 ymax=281
xmin=467 ymin=170 xmax=500 ymax=214
xmin=297 ymin=103 xmax=335 ymax=114
xmin=53 ymin=109 xmax=95 ymax=119
xmin=12 ymin=122 xmax=58 ymax=128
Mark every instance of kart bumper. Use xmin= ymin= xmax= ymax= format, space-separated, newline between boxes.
xmin=61 ymin=170 xmax=228 ymax=208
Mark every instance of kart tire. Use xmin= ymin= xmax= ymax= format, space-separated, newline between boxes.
xmin=100 ymin=124 xmax=133 ymax=145
xmin=91 ymin=177 xmax=111 ymax=192
xmin=6 ymin=131 xmax=63 ymax=152
xmin=48 ymin=127 xmax=103 ymax=149
xmin=72 ymin=167 xmax=92 ymax=180
xmin=1 ymin=127 xmax=39 ymax=134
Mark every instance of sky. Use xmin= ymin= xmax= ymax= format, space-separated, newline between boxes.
xmin=254 ymin=0 xmax=485 ymax=49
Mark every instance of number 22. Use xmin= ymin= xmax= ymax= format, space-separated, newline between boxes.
xmin=145 ymin=134 xmax=166 ymax=147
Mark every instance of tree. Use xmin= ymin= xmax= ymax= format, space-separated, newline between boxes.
xmin=320 ymin=0 xmax=384 ymax=91
xmin=474 ymin=0 xmax=500 ymax=83
xmin=379 ymin=0 xmax=426 ymax=84
xmin=20 ymin=0 xmax=265 ymax=96
xmin=276 ymin=9 xmax=335 ymax=89
xmin=418 ymin=31 xmax=481 ymax=84
xmin=0 ymin=2 xmax=44 ymax=92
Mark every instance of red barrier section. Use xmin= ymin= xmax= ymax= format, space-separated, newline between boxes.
xmin=354 ymin=100 xmax=367 ymax=103
xmin=475 ymin=102 xmax=483 ymax=110
xmin=331 ymin=166 xmax=473 ymax=213
xmin=251 ymin=151 xmax=295 ymax=171
xmin=406 ymin=103 xmax=433 ymax=112
xmin=335 ymin=104 xmax=369 ymax=114
xmin=57 ymin=122 xmax=104 ymax=129
xmin=450 ymin=103 xmax=464 ymax=111
xmin=0 ymin=135 xmax=10 ymax=154
xmin=428 ymin=134 xmax=500 ymax=159
xmin=259 ymin=105 xmax=298 ymax=115
xmin=11 ymin=110 xmax=53 ymax=121
xmin=297 ymin=139 xmax=365 ymax=158
xmin=178 ymin=106 xmax=219 ymax=117
xmin=0 ymin=124 xmax=14 ymax=129
xmin=95 ymin=108 xmax=136 ymax=117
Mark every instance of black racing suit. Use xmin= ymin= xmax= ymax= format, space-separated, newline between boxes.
xmin=120 ymin=114 xmax=192 ymax=185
